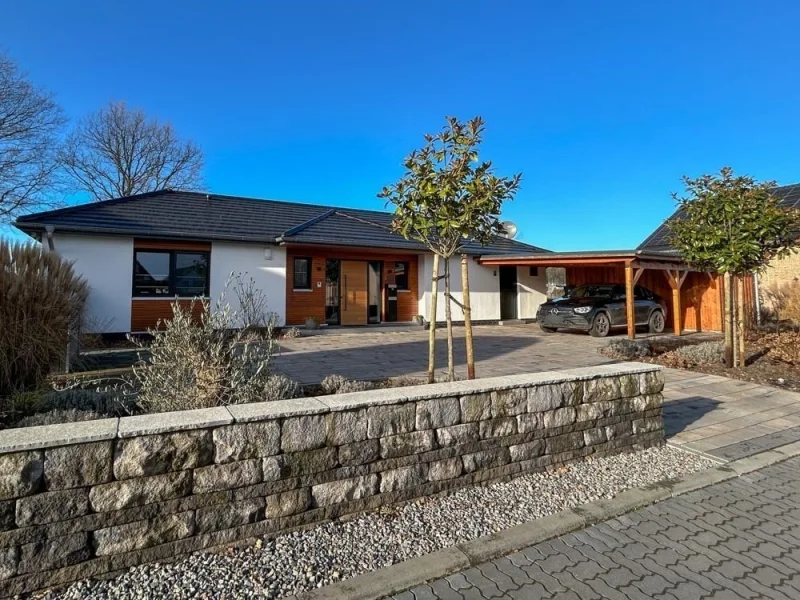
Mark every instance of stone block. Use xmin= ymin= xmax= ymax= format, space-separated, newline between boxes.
xmin=44 ymin=441 xmax=112 ymax=490
xmin=262 ymin=455 xmax=288 ymax=481
xmin=561 ymin=381 xmax=585 ymax=406
xmin=311 ymin=475 xmax=378 ymax=506
xmin=0 ymin=546 xmax=16 ymax=580
xmin=527 ymin=384 xmax=564 ymax=413
xmin=89 ymin=471 xmax=192 ymax=512
xmin=196 ymin=498 xmax=264 ymax=533
xmin=213 ymin=421 xmax=280 ymax=464
xmin=367 ymin=404 xmax=415 ymax=438
xmin=338 ymin=439 xmax=380 ymax=466
xmin=516 ymin=413 xmax=542 ymax=434
xmin=0 ymin=418 xmax=118 ymax=453
xmin=435 ymin=423 xmax=479 ymax=447
xmin=17 ymin=532 xmax=89 ymax=574
xmin=428 ymin=457 xmax=463 ymax=482
xmin=228 ymin=397 xmax=327 ymax=421
xmin=583 ymin=427 xmax=608 ymax=446
xmin=416 ymin=397 xmax=460 ymax=430
xmin=479 ymin=417 xmax=517 ymax=439
xmin=632 ymin=394 xmax=663 ymax=412
xmin=605 ymin=421 xmax=633 ymax=440
xmin=459 ymin=393 xmax=491 ymax=422
xmin=379 ymin=464 xmax=427 ymax=493
xmin=0 ymin=501 xmax=12 ymax=533
xmin=93 ymin=511 xmax=195 ymax=556
xmin=638 ymin=370 xmax=664 ymax=395
xmin=543 ymin=407 xmax=577 ymax=429
xmin=16 ymin=488 xmax=88 ymax=527
xmin=633 ymin=417 xmax=663 ymax=435
xmin=380 ymin=430 xmax=436 ymax=459
xmin=583 ymin=377 xmax=621 ymax=403
xmin=509 ymin=440 xmax=545 ymax=462
xmin=546 ymin=432 xmax=585 ymax=455
xmin=576 ymin=403 xmax=602 ymax=422
xmin=0 ymin=451 xmax=42 ymax=500
xmin=490 ymin=388 xmax=527 ymax=417
xmin=281 ymin=415 xmax=326 ymax=452
xmin=193 ymin=459 xmax=262 ymax=493
xmin=618 ymin=373 xmax=639 ymax=398
xmin=113 ymin=430 xmax=212 ymax=480
xmin=265 ymin=488 xmax=310 ymax=518
xmin=326 ymin=409 xmax=368 ymax=445
xmin=461 ymin=448 xmax=509 ymax=473
xmin=283 ymin=447 xmax=338 ymax=476
xmin=118 ymin=407 xmax=231 ymax=437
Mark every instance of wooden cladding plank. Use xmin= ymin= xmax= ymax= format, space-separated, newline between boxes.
xmin=134 ymin=239 xmax=211 ymax=251
xmin=285 ymin=247 xmax=419 ymax=326
xmin=131 ymin=299 xmax=204 ymax=331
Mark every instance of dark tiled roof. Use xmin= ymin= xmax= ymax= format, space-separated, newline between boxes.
xmin=637 ymin=183 xmax=800 ymax=255
xmin=14 ymin=190 xmax=547 ymax=256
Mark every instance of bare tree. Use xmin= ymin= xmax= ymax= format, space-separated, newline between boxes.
xmin=60 ymin=101 xmax=204 ymax=201
xmin=0 ymin=53 xmax=65 ymax=221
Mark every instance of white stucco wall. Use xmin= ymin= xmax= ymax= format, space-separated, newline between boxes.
xmin=417 ymin=255 xmax=501 ymax=321
xmin=52 ymin=234 xmax=134 ymax=333
xmin=210 ymin=242 xmax=287 ymax=326
xmin=516 ymin=266 xmax=548 ymax=319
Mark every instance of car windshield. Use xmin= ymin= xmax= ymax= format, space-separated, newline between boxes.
xmin=568 ymin=285 xmax=614 ymax=298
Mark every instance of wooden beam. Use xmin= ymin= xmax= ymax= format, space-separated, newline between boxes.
xmin=625 ymin=262 xmax=635 ymax=339
xmin=672 ymin=284 xmax=683 ymax=336
xmin=632 ymin=267 xmax=644 ymax=286
xmin=632 ymin=260 xmax=692 ymax=272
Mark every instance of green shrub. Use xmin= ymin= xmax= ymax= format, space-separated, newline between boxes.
xmin=321 ymin=374 xmax=376 ymax=394
xmin=0 ymin=240 xmax=88 ymax=396
xmin=673 ymin=341 xmax=724 ymax=365
xmin=16 ymin=409 xmax=102 ymax=428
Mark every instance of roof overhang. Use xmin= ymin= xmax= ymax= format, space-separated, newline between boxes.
xmin=478 ymin=250 xmax=698 ymax=271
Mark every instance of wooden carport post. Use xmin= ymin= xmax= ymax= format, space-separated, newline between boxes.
xmin=625 ymin=262 xmax=635 ymax=339
xmin=665 ymin=269 xmax=688 ymax=336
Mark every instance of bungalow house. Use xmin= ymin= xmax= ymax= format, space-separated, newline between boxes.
xmin=12 ymin=190 xmax=550 ymax=333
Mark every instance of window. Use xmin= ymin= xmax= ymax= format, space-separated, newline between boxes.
xmin=529 ymin=267 xmax=539 ymax=277
xmin=133 ymin=250 xmax=210 ymax=297
xmin=394 ymin=261 xmax=409 ymax=290
xmin=294 ymin=257 xmax=312 ymax=289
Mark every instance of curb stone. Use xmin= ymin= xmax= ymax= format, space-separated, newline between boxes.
xmin=293 ymin=440 xmax=800 ymax=600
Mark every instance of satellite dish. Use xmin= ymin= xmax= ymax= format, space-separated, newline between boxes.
xmin=500 ymin=221 xmax=518 ymax=239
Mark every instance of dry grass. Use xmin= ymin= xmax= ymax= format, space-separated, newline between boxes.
xmin=0 ymin=240 xmax=88 ymax=397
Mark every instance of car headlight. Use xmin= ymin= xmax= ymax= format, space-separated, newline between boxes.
xmin=573 ymin=306 xmax=592 ymax=314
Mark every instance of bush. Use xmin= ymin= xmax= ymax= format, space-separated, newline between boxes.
xmin=16 ymin=409 xmax=102 ymax=428
xmin=673 ymin=341 xmax=724 ymax=365
xmin=762 ymin=281 xmax=800 ymax=326
xmin=321 ymin=374 xmax=376 ymax=394
xmin=599 ymin=339 xmax=652 ymax=360
xmin=0 ymin=240 xmax=88 ymax=396
xmin=761 ymin=331 xmax=800 ymax=365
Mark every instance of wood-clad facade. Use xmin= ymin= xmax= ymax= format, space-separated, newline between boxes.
xmin=285 ymin=246 xmax=420 ymax=326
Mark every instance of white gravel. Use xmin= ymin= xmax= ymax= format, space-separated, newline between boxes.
xmin=36 ymin=445 xmax=715 ymax=600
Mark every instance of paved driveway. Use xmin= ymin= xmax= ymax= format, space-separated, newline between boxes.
xmin=274 ymin=325 xmax=800 ymax=462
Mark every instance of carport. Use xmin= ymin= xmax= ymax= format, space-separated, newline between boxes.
xmin=479 ymin=250 xmax=729 ymax=339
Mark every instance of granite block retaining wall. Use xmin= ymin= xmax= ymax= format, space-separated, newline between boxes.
xmin=0 ymin=363 xmax=664 ymax=596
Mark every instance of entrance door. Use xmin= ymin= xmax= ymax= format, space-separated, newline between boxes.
xmin=499 ymin=266 xmax=518 ymax=320
xmin=340 ymin=261 xmax=368 ymax=325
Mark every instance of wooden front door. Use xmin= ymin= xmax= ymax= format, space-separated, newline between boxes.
xmin=340 ymin=261 xmax=368 ymax=325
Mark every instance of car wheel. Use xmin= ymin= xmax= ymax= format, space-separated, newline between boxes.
xmin=649 ymin=310 xmax=665 ymax=334
xmin=539 ymin=324 xmax=557 ymax=333
xmin=589 ymin=312 xmax=610 ymax=337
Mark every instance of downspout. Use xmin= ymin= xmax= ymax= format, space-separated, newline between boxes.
xmin=44 ymin=225 xmax=56 ymax=252
xmin=754 ymin=271 xmax=762 ymax=327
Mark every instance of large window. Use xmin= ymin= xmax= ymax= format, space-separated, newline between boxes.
xmin=293 ymin=257 xmax=312 ymax=290
xmin=394 ymin=261 xmax=410 ymax=290
xmin=133 ymin=250 xmax=210 ymax=297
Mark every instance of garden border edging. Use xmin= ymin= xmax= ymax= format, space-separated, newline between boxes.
xmin=292 ymin=440 xmax=800 ymax=600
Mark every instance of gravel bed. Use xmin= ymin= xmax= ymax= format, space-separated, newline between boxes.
xmin=37 ymin=445 xmax=715 ymax=600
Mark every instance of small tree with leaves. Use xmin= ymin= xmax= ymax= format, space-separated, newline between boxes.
xmin=379 ymin=116 xmax=521 ymax=381
xmin=668 ymin=167 xmax=800 ymax=367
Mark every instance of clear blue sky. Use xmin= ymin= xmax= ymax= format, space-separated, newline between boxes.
xmin=2 ymin=1 xmax=799 ymax=250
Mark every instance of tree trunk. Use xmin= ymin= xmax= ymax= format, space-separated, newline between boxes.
xmin=427 ymin=254 xmax=440 ymax=383
xmin=723 ymin=272 xmax=734 ymax=368
xmin=731 ymin=282 xmax=739 ymax=367
xmin=461 ymin=254 xmax=475 ymax=380
xmin=444 ymin=257 xmax=455 ymax=382
xmin=737 ymin=276 xmax=746 ymax=367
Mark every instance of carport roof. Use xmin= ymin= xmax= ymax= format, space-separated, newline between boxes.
xmin=478 ymin=249 xmax=686 ymax=266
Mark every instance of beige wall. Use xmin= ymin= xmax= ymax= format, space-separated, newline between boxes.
xmin=760 ymin=252 xmax=800 ymax=288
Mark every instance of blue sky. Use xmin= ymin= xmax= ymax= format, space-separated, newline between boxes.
xmin=2 ymin=1 xmax=799 ymax=250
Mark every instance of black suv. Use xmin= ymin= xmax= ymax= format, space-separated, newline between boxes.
xmin=536 ymin=284 xmax=667 ymax=337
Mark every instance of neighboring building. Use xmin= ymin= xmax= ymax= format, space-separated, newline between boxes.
xmin=13 ymin=191 xmax=549 ymax=333
xmin=757 ymin=184 xmax=800 ymax=289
